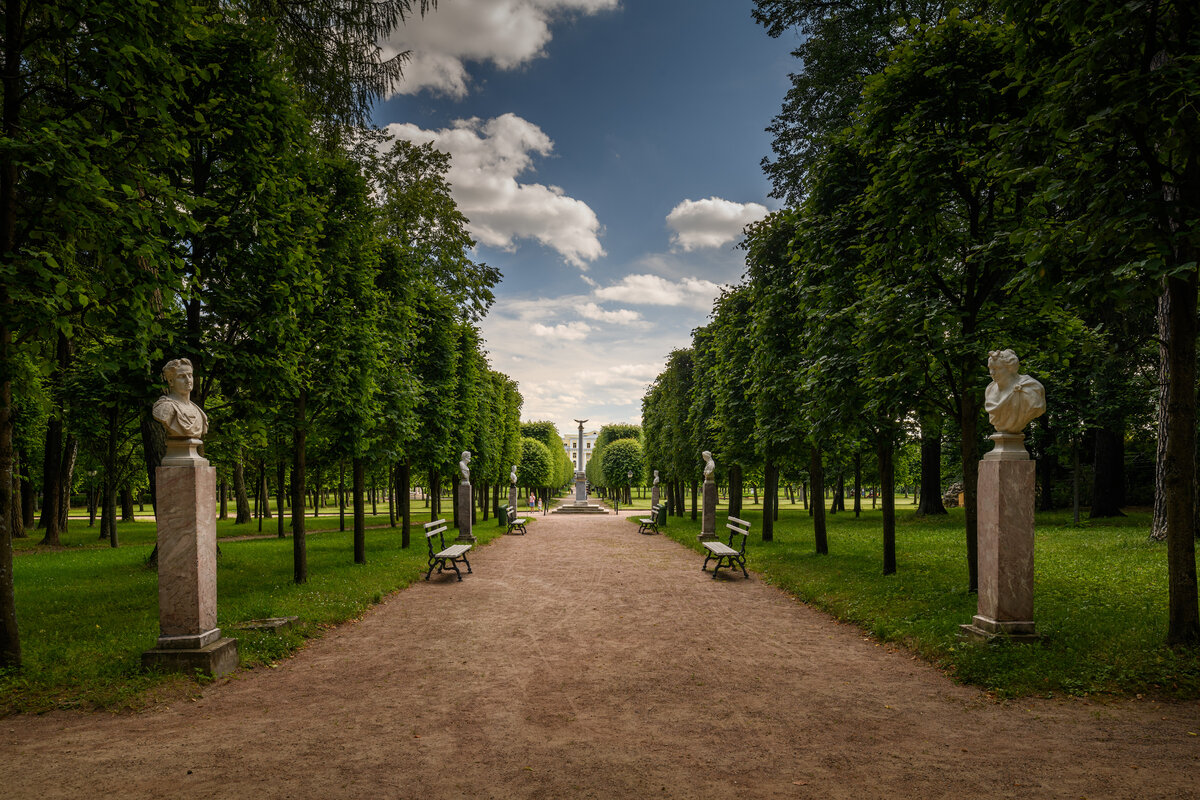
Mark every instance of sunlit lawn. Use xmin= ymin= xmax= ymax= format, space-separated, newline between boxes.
xmin=644 ymin=499 xmax=1200 ymax=699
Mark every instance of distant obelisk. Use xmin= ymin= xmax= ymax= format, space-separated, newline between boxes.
xmin=574 ymin=419 xmax=588 ymax=505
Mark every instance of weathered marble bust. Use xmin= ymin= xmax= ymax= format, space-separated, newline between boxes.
xmin=653 ymin=470 xmax=660 ymax=486
xmin=459 ymin=451 xmax=471 ymax=482
xmin=510 ymin=465 xmax=518 ymax=485
xmin=702 ymin=451 xmax=715 ymax=479
xmin=984 ymin=349 xmax=1046 ymax=434
xmin=153 ymin=358 xmax=208 ymax=439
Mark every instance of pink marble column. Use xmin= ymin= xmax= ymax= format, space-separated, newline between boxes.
xmin=961 ymin=435 xmax=1039 ymax=642
xmin=143 ymin=451 xmax=238 ymax=676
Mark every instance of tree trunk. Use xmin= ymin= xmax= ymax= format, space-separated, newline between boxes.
xmin=339 ymin=461 xmax=346 ymax=532
xmin=57 ymin=435 xmax=76 ymax=535
xmin=277 ymin=460 xmax=286 ymax=538
xmin=1160 ymin=272 xmax=1200 ymax=644
xmin=959 ymin=375 xmax=981 ymax=594
xmin=387 ymin=464 xmax=396 ymax=528
xmin=811 ymin=444 xmax=827 ymax=555
xmin=140 ymin=406 xmax=165 ymax=515
xmin=260 ymin=462 xmax=271 ymax=519
xmin=879 ymin=435 xmax=896 ymax=575
xmin=292 ymin=392 xmax=307 ymax=584
xmin=353 ymin=457 xmax=365 ymax=565
xmin=1090 ymin=426 xmax=1126 ymax=518
xmin=690 ymin=479 xmax=698 ymax=521
xmin=1038 ymin=415 xmax=1058 ymax=512
xmin=218 ymin=480 xmax=228 ymax=520
xmin=802 ymin=480 xmax=808 ymax=512
xmin=400 ymin=460 xmax=411 ymax=549
xmin=9 ymin=451 xmax=22 ymax=542
xmin=763 ymin=459 xmax=776 ymax=542
xmin=728 ymin=463 xmax=743 ymax=519
xmin=233 ymin=457 xmax=250 ymax=524
xmin=19 ymin=447 xmax=33 ymax=532
xmin=0 ymin=325 xmax=19 ymax=667
xmin=452 ymin=469 xmax=460 ymax=529
xmin=120 ymin=485 xmax=134 ymax=524
xmin=832 ymin=471 xmax=845 ymax=513
xmin=429 ymin=467 xmax=438 ymax=522
xmin=917 ymin=416 xmax=947 ymax=515
xmin=37 ymin=331 xmax=69 ymax=544
xmin=1072 ymin=440 xmax=1081 ymax=525
xmin=370 ymin=473 xmax=377 ymax=516
xmin=853 ymin=452 xmax=862 ymax=517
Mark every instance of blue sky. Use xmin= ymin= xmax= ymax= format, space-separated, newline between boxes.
xmin=372 ymin=0 xmax=797 ymax=435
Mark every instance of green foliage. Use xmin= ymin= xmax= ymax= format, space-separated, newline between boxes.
xmin=516 ymin=437 xmax=553 ymax=489
xmin=521 ymin=421 xmax=571 ymax=486
xmin=600 ymin=438 xmax=644 ymax=489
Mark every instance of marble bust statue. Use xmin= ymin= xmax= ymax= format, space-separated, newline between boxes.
xmin=702 ymin=451 xmax=715 ymax=479
xmin=153 ymin=358 xmax=208 ymax=439
xmin=984 ymin=349 xmax=1046 ymax=434
xmin=459 ymin=451 xmax=471 ymax=482
xmin=653 ymin=470 xmax=660 ymax=486
xmin=510 ymin=465 xmax=518 ymax=485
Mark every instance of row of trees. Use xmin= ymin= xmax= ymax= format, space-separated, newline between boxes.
xmin=584 ymin=424 xmax=644 ymax=503
xmin=0 ymin=1 xmax=529 ymax=669
xmin=643 ymin=0 xmax=1198 ymax=644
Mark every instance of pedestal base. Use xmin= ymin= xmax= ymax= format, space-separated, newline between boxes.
xmin=651 ymin=486 xmax=660 ymax=508
xmin=142 ymin=636 xmax=239 ymax=678
xmin=959 ymin=615 xmax=1040 ymax=643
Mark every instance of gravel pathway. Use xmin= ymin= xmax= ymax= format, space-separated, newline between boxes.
xmin=1 ymin=508 xmax=1197 ymax=798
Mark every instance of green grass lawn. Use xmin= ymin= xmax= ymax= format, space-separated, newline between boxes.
xmin=1 ymin=514 xmax=512 ymax=714
xmin=642 ymin=501 xmax=1200 ymax=700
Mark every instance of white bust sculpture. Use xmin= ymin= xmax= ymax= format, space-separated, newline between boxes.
xmin=153 ymin=358 xmax=208 ymax=439
xmin=459 ymin=451 xmax=471 ymax=482
xmin=510 ymin=465 xmax=518 ymax=485
xmin=653 ymin=470 xmax=660 ymax=486
xmin=702 ymin=451 xmax=715 ymax=479
xmin=985 ymin=349 xmax=1046 ymax=434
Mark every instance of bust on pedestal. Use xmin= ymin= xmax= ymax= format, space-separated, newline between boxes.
xmin=509 ymin=464 xmax=518 ymax=511
xmin=961 ymin=349 xmax=1046 ymax=643
xmin=457 ymin=451 xmax=475 ymax=543
xmin=651 ymin=470 xmax=660 ymax=508
xmin=142 ymin=358 xmax=239 ymax=677
xmin=699 ymin=451 xmax=718 ymax=542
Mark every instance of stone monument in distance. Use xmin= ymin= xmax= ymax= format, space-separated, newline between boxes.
xmin=651 ymin=470 xmax=660 ymax=509
xmin=699 ymin=451 xmax=718 ymax=542
xmin=142 ymin=358 xmax=239 ymax=677
xmin=509 ymin=464 xmax=518 ymax=511
xmin=960 ymin=349 xmax=1046 ymax=643
xmin=573 ymin=419 xmax=588 ymax=506
xmin=456 ymin=451 xmax=475 ymax=544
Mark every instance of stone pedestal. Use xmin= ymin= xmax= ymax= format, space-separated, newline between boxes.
xmin=457 ymin=481 xmax=475 ymax=543
xmin=142 ymin=460 xmax=238 ymax=677
xmin=574 ymin=471 xmax=588 ymax=506
xmin=651 ymin=485 xmax=660 ymax=508
xmin=509 ymin=485 xmax=518 ymax=511
xmin=699 ymin=477 xmax=718 ymax=541
xmin=960 ymin=450 xmax=1039 ymax=643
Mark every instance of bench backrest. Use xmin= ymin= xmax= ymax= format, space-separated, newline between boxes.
xmin=424 ymin=519 xmax=448 ymax=550
xmin=726 ymin=516 xmax=751 ymax=552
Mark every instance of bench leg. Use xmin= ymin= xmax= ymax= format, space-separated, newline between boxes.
xmin=712 ymin=557 xmax=722 ymax=578
xmin=738 ymin=555 xmax=748 ymax=578
xmin=702 ymin=553 xmax=713 ymax=572
xmin=447 ymin=558 xmax=462 ymax=581
xmin=461 ymin=555 xmax=472 ymax=574
xmin=425 ymin=559 xmax=436 ymax=581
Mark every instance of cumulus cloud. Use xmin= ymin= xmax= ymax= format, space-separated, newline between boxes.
xmin=593 ymin=274 xmax=723 ymax=310
xmin=665 ymin=196 xmax=769 ymax=252
xmin=577 ymin=302 xmax=642 ymax=324
xmin=387 ymin=0 xmax=620 ymax=98
xmin=387 ymin=114 xmax=605 ymax=268
xmin=531 ymin=321 xmax=591 ymax=340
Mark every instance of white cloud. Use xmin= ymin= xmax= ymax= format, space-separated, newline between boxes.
xmin=531 ymin=321 xmax=591 ymax=340
xmin=665 ymin=196 xmax=769 ymax=252
xmin=387 ymin=114 xmax=605 ymax=268
xmin=593 ymin=274 xmax=723 ymax=310
xmin=577 ymin=302 xmax=641 ymax=324
xmin=387 ymin=0 xmax=620 ymax=98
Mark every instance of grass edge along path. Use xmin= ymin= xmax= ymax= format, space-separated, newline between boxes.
xmin=0 ymin=515 xmax=515 ymax=715
xmin=640 ymin=503 xmax=1200 ymax=700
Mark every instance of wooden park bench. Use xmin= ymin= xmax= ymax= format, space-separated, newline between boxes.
xmin=424 ymin=518 xmax=472 ymax=581
xmin=638 ymin=503 xmax=667 ymax=535
xmin=702 ymin=516 xmax=750 ymax=579
xmin=499 ymin=504 xmax=530 ymax=535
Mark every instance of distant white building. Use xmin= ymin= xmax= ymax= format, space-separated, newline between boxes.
xmin=562 ymin=429 xmax=599 ymax=471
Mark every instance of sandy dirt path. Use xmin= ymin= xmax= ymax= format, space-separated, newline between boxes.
xmin=1 ymin=509 xmax=1198 ymax=799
